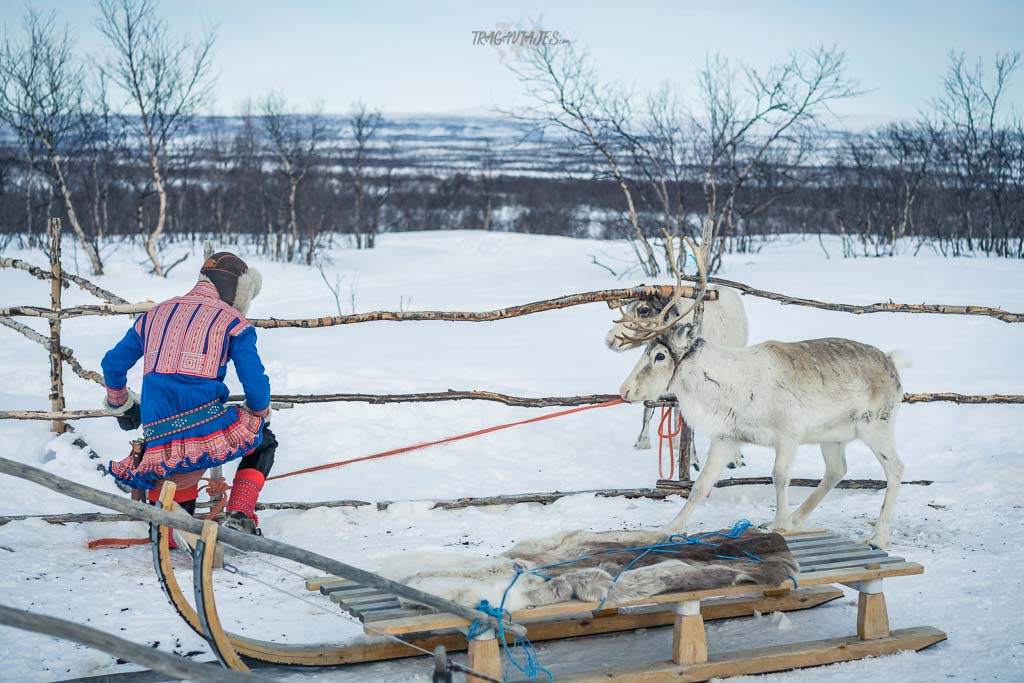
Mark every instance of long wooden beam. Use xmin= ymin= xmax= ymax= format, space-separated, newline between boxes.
xmin=0 ymin=284 xmax=715 ymax=324
xmin=2 ymin=390 xmax=1022 ymax=421
xmin=0 ymin=604 xmax=263 ymax=683
xmin=0 ymin=479 xmax=939 ymax=527
xmin=0 ymin=257 xmax=128 ymax=304
xmin=680 ymin=272 xmax=1024 ymax=323
xmin=0 ymin=456 xmax=523 ymax=637
xmin=234 ymin=390 xmax=622 ymax=407
xmin=902 ymin=392 xmax=1024 ymax=404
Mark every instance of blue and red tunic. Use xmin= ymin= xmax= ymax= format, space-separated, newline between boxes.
xmin=102 ymin=281 xmax=271 ymax=490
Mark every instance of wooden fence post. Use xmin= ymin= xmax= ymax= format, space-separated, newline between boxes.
xmin=48 ymin=218 xmax=66 ymax=435
xmin=677 ymin=415 xmax=694 ymax=485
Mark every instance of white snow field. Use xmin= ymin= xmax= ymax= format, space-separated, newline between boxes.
xmin=0 ymin=231 xmax=1022 ymax=682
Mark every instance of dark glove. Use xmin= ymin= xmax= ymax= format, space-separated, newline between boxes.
xmin=116 ymin=402 xmax=142 ymax=431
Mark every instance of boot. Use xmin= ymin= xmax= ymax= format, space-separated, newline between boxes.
xmin=224 ymin=468 xmax=265 ymax=535
xmin=223 ymin=510 xmax=261 ymax=535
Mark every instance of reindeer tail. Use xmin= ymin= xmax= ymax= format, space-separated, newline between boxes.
xmin=888 ymin=350 xmax=913 ymax=371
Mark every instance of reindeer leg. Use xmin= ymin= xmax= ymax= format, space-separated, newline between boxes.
xmin=634 ymin=406 xmax=653 ymax=450
xmin=661 ymin=438 xmax=736 ymax=535
xmin=771 ymin=438 xmax=799 ymax=531
xmin=857 ymin=426 xmax=903 ymax=549
xmin=791 ymin=442 xmax=847 ymax=529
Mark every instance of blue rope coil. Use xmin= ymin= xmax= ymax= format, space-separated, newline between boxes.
xmin=467 ymin=598 xmax=553 ymax=682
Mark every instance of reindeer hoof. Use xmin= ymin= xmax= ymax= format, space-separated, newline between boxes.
xmin=864 ymin=533 xmax=889 ymax=550
xmin=634 ymin=438 xmax=652 ymax=450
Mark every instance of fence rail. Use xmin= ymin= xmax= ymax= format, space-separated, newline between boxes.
xmin=2 ymin=389 xmax=1022 ymax=422
xmin=2 ymin=231 xmax=1022 ymax=424
xmin=0 ymin=283 xmax=715 ymax=325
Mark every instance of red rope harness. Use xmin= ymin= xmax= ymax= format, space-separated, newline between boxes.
xmin=657 ymin=405 xmax=683 ymax=480
xmin=268 ymin=398 xmax=626 ymax=481
xmin=197 ymin=476 xmax=231 ymax=519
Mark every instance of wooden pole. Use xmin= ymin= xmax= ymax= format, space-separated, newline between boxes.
xmin=0 ymin=284 xmax=717 ymax=324
xmin=3 ymin=389 xmax=1022 ymax=422
xmin=0 ymin=456 xmax=525 ymax=638
xmin=678 ymin=273 xmax=1024 ymax=323
xmin=0 ymin=478 xmax=940 ymax=527
xmin=48 ymin=218 xmax=66 ymax=435
xmin=677 ymin=415 xmax=695 ymax=484
xmin=0 ymin=257 xmax=128 ymax=303
xmin=0 ymin=604 xmax=262 ymax=683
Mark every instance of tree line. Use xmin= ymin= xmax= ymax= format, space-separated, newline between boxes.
xmin=0 ymin=2 xmax=1021 ymax=277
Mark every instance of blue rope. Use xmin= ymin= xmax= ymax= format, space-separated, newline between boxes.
xmin=468 ymin=597 xmax=553 ymax=682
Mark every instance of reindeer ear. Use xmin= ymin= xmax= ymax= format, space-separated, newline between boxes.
xmin=674 ymin=323 xmax=692 ymax=340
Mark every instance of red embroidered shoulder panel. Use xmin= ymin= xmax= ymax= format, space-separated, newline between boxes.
xmin=140 ymin=282 xmax=251 ymax=379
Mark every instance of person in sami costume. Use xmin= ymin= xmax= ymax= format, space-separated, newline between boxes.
xmin=101 ymin=252 xmax=276 ymax=535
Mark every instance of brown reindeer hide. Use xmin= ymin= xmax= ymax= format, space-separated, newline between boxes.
xmin=508 ymin=527 xmax=797 ymax=608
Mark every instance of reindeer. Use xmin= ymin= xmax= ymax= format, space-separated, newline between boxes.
xmin=618 ymin=236 xmax=908 ymax=548
xmin=606 ymin=282 xmax=749 ymax=469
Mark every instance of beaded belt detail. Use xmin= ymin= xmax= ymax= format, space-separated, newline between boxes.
xmin=142 ymin=400 xmax=227 ymax=442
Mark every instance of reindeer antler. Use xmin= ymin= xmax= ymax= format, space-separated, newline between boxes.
xmin=614 ymin=229 xmax=710 ymax=345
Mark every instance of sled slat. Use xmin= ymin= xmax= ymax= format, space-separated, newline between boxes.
xmin=786 ymin=540 xmax=868 ymax=557
xmin=799 ymin=555 xmax=906 ymax=573
xmin=328 ymin=590 xmax=392 ymax=605
xmin=321 ymin=584 xmax=380 ymax=596
xmin=784 ymin=533 xmax=842 ymax=544
xmin=343 ymin=595 xmax=402 ymax=608
xmin=790 ymin=543 xmax=858 ymax=558
xmin=350 ymin=601 xmax=403 ymax=617
xmin=796 ymin=548 xmax=891 ymax=564
xmin=305 ymin=576 xmax=349 ymax=591
xmin=786 ymin=537 xmax=850 ymax=550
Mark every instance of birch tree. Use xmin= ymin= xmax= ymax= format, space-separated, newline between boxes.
xmin=95 ymin=0 xmax=215 ymax=275
xmin=343 ymin=101 xmax=391 ymax=249
xmin=258 ymin=91 xmax=324 ymax=262
xmin=506 ymin=38 xmax=661 ymax=275
xmin=0 ymin=9 xmax=104 ymax=273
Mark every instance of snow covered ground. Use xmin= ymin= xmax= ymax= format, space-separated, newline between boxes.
xmin=0 ymin=232 xmax=1022 ymax=682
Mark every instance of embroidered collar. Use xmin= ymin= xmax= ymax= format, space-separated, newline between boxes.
xmin=187 ymin=281 xmax=220 ymax=300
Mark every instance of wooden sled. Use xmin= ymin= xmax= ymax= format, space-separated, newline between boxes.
xmin=152 ymin=480 xmax=944 ymax=680
xmin=312 ymin=530 xmax=946 ymax=682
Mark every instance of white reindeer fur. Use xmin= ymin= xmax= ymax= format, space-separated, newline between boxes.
xmin=620 ymin=328 xmax=909 ymax=548
xmin=382 ymin=526 xmax=773 ymax=610
xmin=607 ymin=286 xmax=749 ymax=466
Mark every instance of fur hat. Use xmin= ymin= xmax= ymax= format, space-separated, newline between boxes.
xmin=199 ymin=252 xmax=262 ymax=316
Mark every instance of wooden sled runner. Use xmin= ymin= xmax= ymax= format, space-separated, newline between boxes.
xmin=151 ymin=482 xmax=945 ymax=680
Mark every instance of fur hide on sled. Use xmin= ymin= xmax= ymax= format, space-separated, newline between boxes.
xmin=388 ymin=527 xmax=797 ymax=611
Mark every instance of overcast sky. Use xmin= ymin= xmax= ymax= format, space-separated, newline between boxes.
xmin=3 ymin=0 xmax=1022 ymax=128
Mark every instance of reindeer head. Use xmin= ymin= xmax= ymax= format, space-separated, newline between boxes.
xmin=604 ymin=292 xmax=672 ymax=351
xmin=611 ymin=230 xmax=709 ymax=348
xmin=619 ymin=323 xmax=702 ymax=403
xmin=619 ymin=337 xmax=676 ymax=402
xmin=617 ymin=225 xmax=712 ymax=402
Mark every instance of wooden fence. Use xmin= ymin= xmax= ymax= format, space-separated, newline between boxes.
xmin=1 ymin=220 xmax=1021 ymax=498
